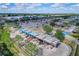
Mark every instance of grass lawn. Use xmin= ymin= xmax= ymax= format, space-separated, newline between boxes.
xmin=63 ymin=39 xmax=77 ymax=56
xmin=9 ymin=43 xmax=20 ymax=56
xmin=25 ymin=42 xmax=38 ymax=56
xmin=75 ymin=45 xmax=79 ymax=56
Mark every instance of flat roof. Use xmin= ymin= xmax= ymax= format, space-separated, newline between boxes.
xmin=43 ymin=36 xmax=59 ymax=43
xmin=19 ymin=28 xmax=59 ymax=44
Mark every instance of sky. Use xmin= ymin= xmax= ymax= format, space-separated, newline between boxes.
xmin=0 ymin=3 xmax=79 ymax=14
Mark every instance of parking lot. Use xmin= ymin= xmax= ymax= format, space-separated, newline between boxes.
xmin=10 ymin=27 xmax=72 ymax=56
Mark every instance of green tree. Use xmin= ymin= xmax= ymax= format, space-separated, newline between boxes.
xmin=15 ymin=35 xmax=22 ymax=41
xmin=71 ymin=34 xmax=79 ymax=39
xmin=50 ymin=21 xmax=55 ymax=26
xmin=1 ymin=26 xmax=11 ymax=46
xmin=64 ymin=21 xmax=69 ymax=26
xmin=43 ymin=24 xmax=53 ymax=34
xmin=55 ymin=30 xmax=64 ymax=42
xmin=76 ymin=22 xmax=79 ymax=26
xmin=22 ymin=17 xmax=30 ymax=21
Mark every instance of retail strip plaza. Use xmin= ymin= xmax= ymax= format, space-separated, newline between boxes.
xmin=0 ymin=14 xmax=79 ymax=56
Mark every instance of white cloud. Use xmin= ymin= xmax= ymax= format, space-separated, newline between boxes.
xmin=51 ymin=3 xmax=64 ymax=7
xmin=51 ymin=3 xmax=60 ymax=7
xmin=26 ymin=3 xmax=42 ymax=9
xmin=9 ymin=3 xmax=42 ymax=12
xmin=4 ymin=3 xmax=10 ymax=5
xmin=1 ymin=5 xmax=8 ymax=9
xmin=0 ymin=3 xmax=79 ymax=13
xmin=14 ymin=3 xmax=42 ymax=8
xmin=68 ymin=4 xmax=79 ymax=11
xmin=72 ymin=4 xmax=79 ymax=6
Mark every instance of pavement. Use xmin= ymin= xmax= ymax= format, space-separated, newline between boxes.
xmin=75 ymin=40 xmax=79 ymax=45
xmin=38 ymin=43 xmax=72 ymax=56
xmin=10 ymin=27 xmax=72 ymax=56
